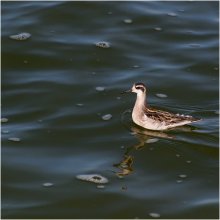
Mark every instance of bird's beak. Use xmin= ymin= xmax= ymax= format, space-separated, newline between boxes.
xmin=121 ymin=89 xmax=132 ymax=94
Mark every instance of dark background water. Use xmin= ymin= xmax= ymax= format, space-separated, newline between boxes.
xmin=1 ymin=1 xmax=219 ymax=219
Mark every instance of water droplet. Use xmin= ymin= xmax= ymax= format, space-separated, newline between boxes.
xmin=156 ymin=93 xmax=168 ymax=98
xmin=8 ymin=137 xmax=21 ymax=142
xmin=179 ymin=174 xmax=187 ymax=178
xmin=95 ymin=41 xmax=110 ymax=48
xmin=154 ymin=27 xmax=162 ymax=31
xmin=9 ymin=32 xmax=31 ymax=40
xmin=1 ymin=118 xmax=8 ymax=123
xmin=76 ymin=174 xmax=109 ymax=184
xmin=102 ymin=114 xmax=112 ymax=121
xmin=42 ymin=182 xmax=54 ymax=187
xmin=124 ymin=18 xmax=133 ymax=24
xmin=149 ymin=213 xmax=161 ymax=218
xmin=95 ymin=86 xmax=105 ymax=91
xmin=146 ymin=138 xmax=159 ymax=144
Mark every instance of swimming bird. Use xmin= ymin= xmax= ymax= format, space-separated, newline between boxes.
xmin=122 ymin=82 xmax=201 ymax=131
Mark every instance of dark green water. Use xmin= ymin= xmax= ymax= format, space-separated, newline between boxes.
xmin=1 ymin=1 xmax=219 ymax=219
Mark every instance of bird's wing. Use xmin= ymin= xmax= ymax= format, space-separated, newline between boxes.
xmin=144 ymin=107 xmax=199 ymax=126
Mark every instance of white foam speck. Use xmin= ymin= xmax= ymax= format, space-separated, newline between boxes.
xmin=1 ymin=118 xmax=8 ymax=123
xmin=9 ymin=32 xmax=31 ymax=40
xmin=95 ymin=41 xmax=110 ymax=48
xmin=102 ymin=114 xmax=112 ymax=121
xmin=76 ymin=174 xmax=109 ymax=184
xmin=76 ymin=103 xmax=84 ymax=107
xmin=96 ymin=86 xmax=105 ymax=91
xmin=156 ymin=93 xmax=168 ymax=98
xmin=97 ymin=185 xmax=105 ymax=189
xmin=179 ymin=174 xmax=187 ymax=178
xmin=154 ymin=27 xmax=162 ymax=31
xmin=42 ymin=182 xmax=54 ymax=187
xmin=8 ymin=137 xmax=21 ymax=142
xmin=149 ymin=213 xmax=161 ymax=218
xmin=124 ymin=18 xmax=133 ymax=24
xmin=145 ymin=138 xmax=159 ymax=144
xmin=167 ymin=12 xmax=177 ymax=17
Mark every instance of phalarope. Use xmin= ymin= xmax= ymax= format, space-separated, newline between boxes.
xmin=122 ymin=82 xmax=201 ymax=131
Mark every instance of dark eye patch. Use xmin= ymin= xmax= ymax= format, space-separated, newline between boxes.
xmin=135 ymin=86 xmax=145 ymax=92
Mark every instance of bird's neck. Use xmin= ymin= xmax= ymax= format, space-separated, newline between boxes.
xmin=134 ymin=93 xmax=147 ymax=109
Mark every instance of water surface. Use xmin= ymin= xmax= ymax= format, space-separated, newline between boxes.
xmin=1 ymin=1 xmax=219 ymax=219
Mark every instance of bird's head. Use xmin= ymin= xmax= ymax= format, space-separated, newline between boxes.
xmin=121 ymin=82 xmax=147 ymax=96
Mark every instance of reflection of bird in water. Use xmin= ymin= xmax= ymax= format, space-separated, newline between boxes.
xmin=113 ymin=154 xmax=133 ymax=177
xmin=113 ymin=111 xmax=199 ymax=177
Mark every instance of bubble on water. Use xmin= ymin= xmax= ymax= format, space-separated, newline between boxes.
xmin=154 ymin=27 xmax=162 ymax=31
xmin=1 ymin=118 xmax=8 ymax=123
xmin=97 ymin=184 xmax=105 ymax=189
xmin=156 ymin=93 xmax=168 ymax=98
xmin=8 ymin=137 xmax=21 ymax=142
xmin=42 ymin=182 xmax=54 ymax=187
xmin=186 ymin=160 xmax=192 ymax=164
xmin=167 ymin=12 xmax=177 ymax=17
xmin=10 ymin=32 xmax=31 ymax=40
xmin=215 ymin=110 xmax=219 ymax=115
xmin=76 ymin=174 xmax=109 ymax=184
xmin=102 ymin=114 xmax=112 ymax=121
xmin=176 ymin=180 xmax=183 ymax=183
xmin=145 ymin=138 xmax=159 ymax=144
xmin=2 ymin=130 xmax=9 ymax=134
xmin=124 ymin=18 xmax=133 ymax=24
xmin=108 ymin=11 xmax=112 ymax=15
xmin=120 ymin=145 xmax=125 ymax=149
xmin=23 ymin=60 xmax=28 ymax=64
xmin=95 ymin=86 xmax=105 ymax=91
xmin=95 ymin=41 xmax=110 ymax=48
xmin=116 ymin=96 xmax=121 ymax=100
xmin=149 ymin=213 xmax=161 ymax=218
xmin=176 ymin=154 xmax=181 ymax=158
xmin=179 ymin=174 xmax=187 ymax=178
